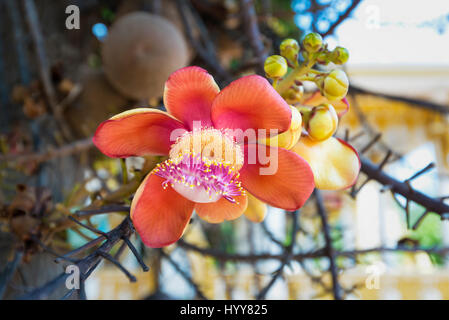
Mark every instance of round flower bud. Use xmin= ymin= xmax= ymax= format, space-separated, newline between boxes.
xmin=322 ymin=69 xmax=349 ymax=101
xmin=265 ymin=106 xmax=302 ymax=150
xmin=307 ymin=104 xmax=338 ymax=141
xmin=302 ymin=32 xmax=323 ymax=53
xmin=330 ymin=46 xmax=349 ymax=65
xmin=280 ymin=38 xmax=300 ymax=62
xmin=264 ymin=55 xmax=288 ymax=78
xmin=282 ymin=84 xmax=304 ymax=104
xmin=316 ymin=51 xmax=330 ymax=65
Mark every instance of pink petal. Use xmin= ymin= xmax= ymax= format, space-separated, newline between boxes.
xmin=195 ymin=194 xmax=248 ymax=224
xmin=239 ymin=144 xmax=315 ymax=211
xmin=93 ymin=108 xmax=187 ymax=158
xmin=131 ymin=174 xmax=195 ymax=248
xmin=211 ymin=75 xmax=291 ymax=142
xmin=164 ymin=66 xmax=220 ymax=129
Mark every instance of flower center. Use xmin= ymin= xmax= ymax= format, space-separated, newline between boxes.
xmin=154 ymin=128 xmax=245 ymax=203
xmin=169 ymin=128 xmax=244 ymax=169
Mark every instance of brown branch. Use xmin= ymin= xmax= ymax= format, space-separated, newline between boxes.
xmin=257 ymin=211 xmax=298 ymax=300
xmin=323 ymin=0 xmax=362 ymax=37
xmin=350 ymin=85 xmax=449 ymax=115
xmin=19 ymin=217 xmax=141 ymax=300
xmin=159 ymin=249 xmax=207 ymax=300
xmin=0 ymin=250 xmax=23 ymax=299
xmin=0 ymin=137 xmax=94 ymax=164
xmin=239 ymin=0 xmax=267 ymax=75
xmin=21 ymin=0 xmax=73 ymax=141
xmin=360 ymin=156 xmax=449 ymax=216
xmin=175 ymin=0 xmax=232 ymax=82
xmin=314 ymin=189 xmax=342 ymax=300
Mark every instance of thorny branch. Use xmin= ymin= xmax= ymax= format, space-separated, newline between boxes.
xmin=17 ymin=216 xmax=148 ymax=300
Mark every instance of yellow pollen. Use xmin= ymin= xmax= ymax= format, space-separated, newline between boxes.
xmin=169 ymin=128 xmax=244 ymax=170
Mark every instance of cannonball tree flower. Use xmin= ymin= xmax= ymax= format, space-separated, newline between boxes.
xmin=290 ymin=91 xmax=359 ymax=189
xmin=93 ymin=66 xmax=315 ymax=248
xmin=244 ymin=92 xmax=360 ymax=222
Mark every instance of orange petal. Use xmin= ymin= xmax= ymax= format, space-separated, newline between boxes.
xmin=239 ymin=144 xmax=315 ymax=211
xmin=164 ymin=66 xmax=220 ymax=129
xmin=243 ymin=193 xmax=267 ymax=223
xmin=131 ymin=174 xmax=194 ymax=248
xmin=211 ymin=75 xmax=291 ymax=141
xmin=292 ymin=136 xmax=360 ymax=190
xmin=304 ymin=91 xmax=349 ymax=117
xmin=195 ymin=194 xmax=248 ymax=224
xmin=94 ymin=108 xmax=187 ymax=158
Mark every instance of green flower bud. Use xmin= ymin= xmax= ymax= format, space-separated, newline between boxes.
xmin=264 ymin=55 xmax=288 ymax=78
xmin=330 ymin=46 xmax=349 ymax=65
xmin=322 ymin=69 xmax=349 ymax=101
xmin=302 ymin=32 xmax=323 ymax=53
xmin=307 ymin=103 xmax=338 ymax=141
xmin=280 ymin=38 xmax=300 ymax=62
xmin=316 ymin=51 xmax=330 ymax=65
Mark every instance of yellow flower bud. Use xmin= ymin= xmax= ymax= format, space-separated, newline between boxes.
xmin=322 ymin=69 xmax=348 ymax=101
xmin=316 ymin=51 xmax=330 ymax=65
xmin=280 ymin=38 xmax=300 ymax=62
xmin=282 ymin=84 xmax=304 ymax=104
xmin=302 ymin=32 xmax=323 ymax=53
xmin=264 ymin=55 xmax=288 ymax=78
xmin=265 ymin=106 xmax=302 ymax=150
xmin=307 ymin=104 xmax=338 ymax=141
xmin=330 ymin=46 xmax=349 ymax=65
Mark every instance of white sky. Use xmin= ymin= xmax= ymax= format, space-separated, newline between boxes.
xmin=327 ymin=0 xmax=449 ymax=66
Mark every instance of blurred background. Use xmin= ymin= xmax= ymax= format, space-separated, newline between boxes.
xmin=0 ymin=0 xmax=449 ymax=300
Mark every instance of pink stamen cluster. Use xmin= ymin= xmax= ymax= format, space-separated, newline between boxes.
xmin=153 ymin=153 xmax=245 ymax=203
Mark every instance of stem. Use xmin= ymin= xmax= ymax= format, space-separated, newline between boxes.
xmin=275 ymin=60 xmax=315 ymax=95
xmin=121 ymin=159 xmax=128 ymax=184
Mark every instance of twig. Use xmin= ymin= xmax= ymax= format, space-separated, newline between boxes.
xmin=314 ymin=190 xmax=342 ymax=300
xmin=54 ymin=235 xmax=105 ymax=263
xmin=360 ymin=133 xmax=382 ymax=154
xmin=360 ymin=156 xmax=449 ymax=216
xmin=404 ymin=163 xmax=435 ymax=183
xmin=21 ymin=0 xmax=73 ymax=141
xmin=97 ymin=251 xmax=137 ymax=282
xmin=160 ymin=250 xmax=207 ymax=300
xmin=122 ymin=237 xmax=149 ymax=272
xmin=175 ymin=0 xmax=232 ymax=82
xmin=0 ymin=250 xmax=23 ymax=299
xmin=67 ymin=216 xmax=109 ymax=238
xmin=239 ymin=0 xmax=266 ymax=75
xmin=5 ymin=0 xmax=31 ymax=84
xmin=74 ymin=205 xmax=130 ymax=219
xmin=0 ymin=137 xmax=94 ymax=164
xmin=19 ymin=217 xmax=138 ymax=299
xmin=257 ymin=211 xmax=298 ymax=300
xmin=322 ymin=0 xmax=362 ymax=37
xmin=30 ymin=235 xmax=78 ymax=264
xmin=350 ymin=85 xmax=449 ymax=115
